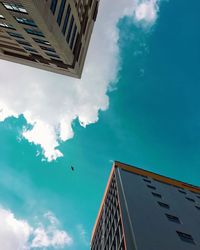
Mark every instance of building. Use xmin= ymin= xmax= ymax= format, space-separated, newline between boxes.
xmin=0 ymin=0 xmax=99 ymax=78
xmin=91 ymin=161 xmax=200 ymax=250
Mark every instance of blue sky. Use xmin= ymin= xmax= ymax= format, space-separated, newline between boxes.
xmin=0 ymin=0 xmax=200 ymax=249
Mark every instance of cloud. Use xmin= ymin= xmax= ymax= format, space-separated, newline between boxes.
xmin=134 ymin=0 xmax=159 ymax=25
xmin=0 ymin=207 xmax=72 ymax=250
xmin=77 ymin=224 xmax=89 ymax=246
xmin=0 ymin=0 xmax=160 ymax=161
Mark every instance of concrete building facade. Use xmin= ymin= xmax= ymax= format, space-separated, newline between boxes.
xmin=0 ymin=0 xmax=99 ymax=77
xmin=91 ymin=161 xmax=200 ymax=250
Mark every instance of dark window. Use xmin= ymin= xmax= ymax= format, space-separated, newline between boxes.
xmin=33 ymin=38 xmax=50 ymax=45
xmin=57 ymin=0 xmax=66 ymax=26
xmin=178 ymin=190 xmax=186 ymax=194
xmin=165 ymin=214 xmax=180 ymax=223
xmin=147 ymin=185 xmax=156 ymax=190
xmin=197 ymin=196 xmax=200 ymax=199
xmin=62 ymin=4 xmax=71 ymax=35
xmin=195 ymin=206 xmax=200 ymax=210
xmin=45 ymin=52 xmax=60 ymax=58
xmin=2 ymin=2 xmax=27 ymax=13
xmin=25 ymin=28 xmax=44 ymax=37
xmin=176 ymin=231 xmax=195 ymax=244
xmin=24 ymin=46 xmax=37 ymax=53
xmin=70 ymin=25 xmax=77 ymax=49
xmin=157 ymin=201 xmax=169 ymax=209
xmin=7 ymin=32 xmax=24 ymax=39
xmin=15 ymin=17 xmax=37 ymax=27
xmin=143 ymin=179 xmax=151 ymax=183
xmin=66 ymin=15 xmax=74 ymax=43
xmin=40 ymin=46 xmax=55 ymax=52
xmin=152 ymin=192 xmax=162 ymax=198
xmin=186 ymin=197 xmax=195 ymax=202
xmin=16 ymin=40 xmax=31 ymax=46
xmin=50 ymin=0 xmax=58 ymax=14
xmin=0 ymin=22 xmax=14 ymax=29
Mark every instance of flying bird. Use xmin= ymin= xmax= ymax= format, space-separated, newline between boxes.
xmin=71 ymin=166 xmax=74 ymax=171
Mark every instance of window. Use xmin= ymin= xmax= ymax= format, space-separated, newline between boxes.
xmin=143 ymin=178 xmax=151 ymax=183
xmin=25 ymin=28 xmax=44 ymax=37
xmin=15 ymin=17 xmax=37 ymax=27
xmin=176 ymin=231 xmax=195 ymax=244
xmin=16 ymin=40 xmax=31 ymax=46
xmin=195 ymin=206 xmax=200 ymax=210
xmin=45 ymin=52 xmax=60 ymax=58
xmin=7 ymin=32 xmax=24 ymax=39
xmin=50 ymin=0 xmax=58 ymax=14
xmin=2 ymin=2 xmax=27 ymax=13
xmin=186 ymin=197 xmax=195 ymax=202
xmin=62 ymin=4 xmax=71 ymax=35
xmin=178 ymin=190 xmax=186 ymax=194
xmin=40 ymin=46 xmax=55 ymax=52
xmin=70 ymin=25 xmax=77 ymax=49
xmin=157 ymin=201 xmax=169 ymax=209
xmin=32 ymin=38 xmax=50 ymax=46
xmin=197 ymin=196 xmax=200 ymax=199
xmin=24 ymin=46 xmax=37 ymax=53
xmin=57 ymin=0 xmax=66 ymax=26
xmin=152 ymin=192 xmax=162 ymax=198
xmin=66 ymin=15 xmax=74 ymax=43
xmin=165 ymin=214 xmax=180 ymax=223
xmin=147 ymin=184 xmax=156 ymax=190
xmin=0 ymin=14 xmax=5 ymax=19
xmin=0 ymin=22 xmax=14 ymax=29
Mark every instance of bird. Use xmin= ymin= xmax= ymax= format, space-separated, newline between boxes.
xmin=71 ymin=166 xmax=74 ymax=171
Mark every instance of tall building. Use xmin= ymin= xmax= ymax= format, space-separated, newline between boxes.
xmin=0 ymin=0 xmax=99 ymax=78
xmin=91 ymin=161 xmax=200 ymax=250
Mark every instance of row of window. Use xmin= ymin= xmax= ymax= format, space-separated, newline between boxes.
xmin=50 ymin=0 xmax=78 ymax=51
xmin=144 ymin=178 xmax=197 ymax=245
xmin=2 ymin=2 xmax=27 ymax=14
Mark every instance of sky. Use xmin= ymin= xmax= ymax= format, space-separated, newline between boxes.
xmin=0 ymin=0 xmax=200 ymax=249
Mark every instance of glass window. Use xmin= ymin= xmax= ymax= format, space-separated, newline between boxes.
xmin=176 ymin=231 xmax=195 ymax=244
xmin=7 ymin=31 xmax=24 ymax=39
xmin=15 ymin=17 xmax=37 ymax=27
xmin=62 ymin=4 xmax=71 ymax=35
xmin=186 ymin=197 xmax=195 ymax=202
xmin=16 ymin=40 xmax=31 ymax=46
xmin=152 ymin=192 xmax=162 ymax=198
xmin=66 ymin=15 xmax=74 ymax=43
xmin=0 ymin=14 xmax=5 ymax=19
xmin=25 ymin=28 xmax=44 ymax=37
xmin=70 ymin=25 xmax=77 ymax=49
xmin=165 ymin=214 xmax=180 ymax=223
xmin=2 ymin=2 xmax=27 ymax=13
xmin=0 ymin=22 xmax=14 ymax=29
xmin=157 ymin=201 xmax=169 ymax=209
xmin=50 ymin=0 xmax=58 ymax=14
xmin=24 ymin=46 xmax=37 ymax=53
xmin=57 ymin=0 xmax=66 ymax=26
xmin=40 ymin=46 xmax=55 ymax=52
xmin=147 ymin=184 xmax=156 ymax=190
xmin=45 ymin=52 xmax=60 ymax=58
xmin=32 ymin=37 xmax=50 ymax=46
xmin=178 ymin=190 xmax=186 ymax=194
xmin=143 ymin=178 xmax=151 ymax=183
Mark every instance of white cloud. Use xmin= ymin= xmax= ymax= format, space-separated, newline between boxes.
xmin=134 ymin=0 xmax=159 ymax=24
xmin=0 ymin=207 xmax=73 ymax=250
xmin=0 ymin=0 xmax=160 ymax=161
xmin=77 ymin=224 xmax=89 ymax=246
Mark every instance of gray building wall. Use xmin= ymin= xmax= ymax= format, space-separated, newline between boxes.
xmin=115 ymin=168 xmax=200 ymax=250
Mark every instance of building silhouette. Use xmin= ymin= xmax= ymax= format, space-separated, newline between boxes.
xmin=0 ymin=0 xmax=99 ymax=78
xmin=91 ymin=161 xmax=200 ymax=250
